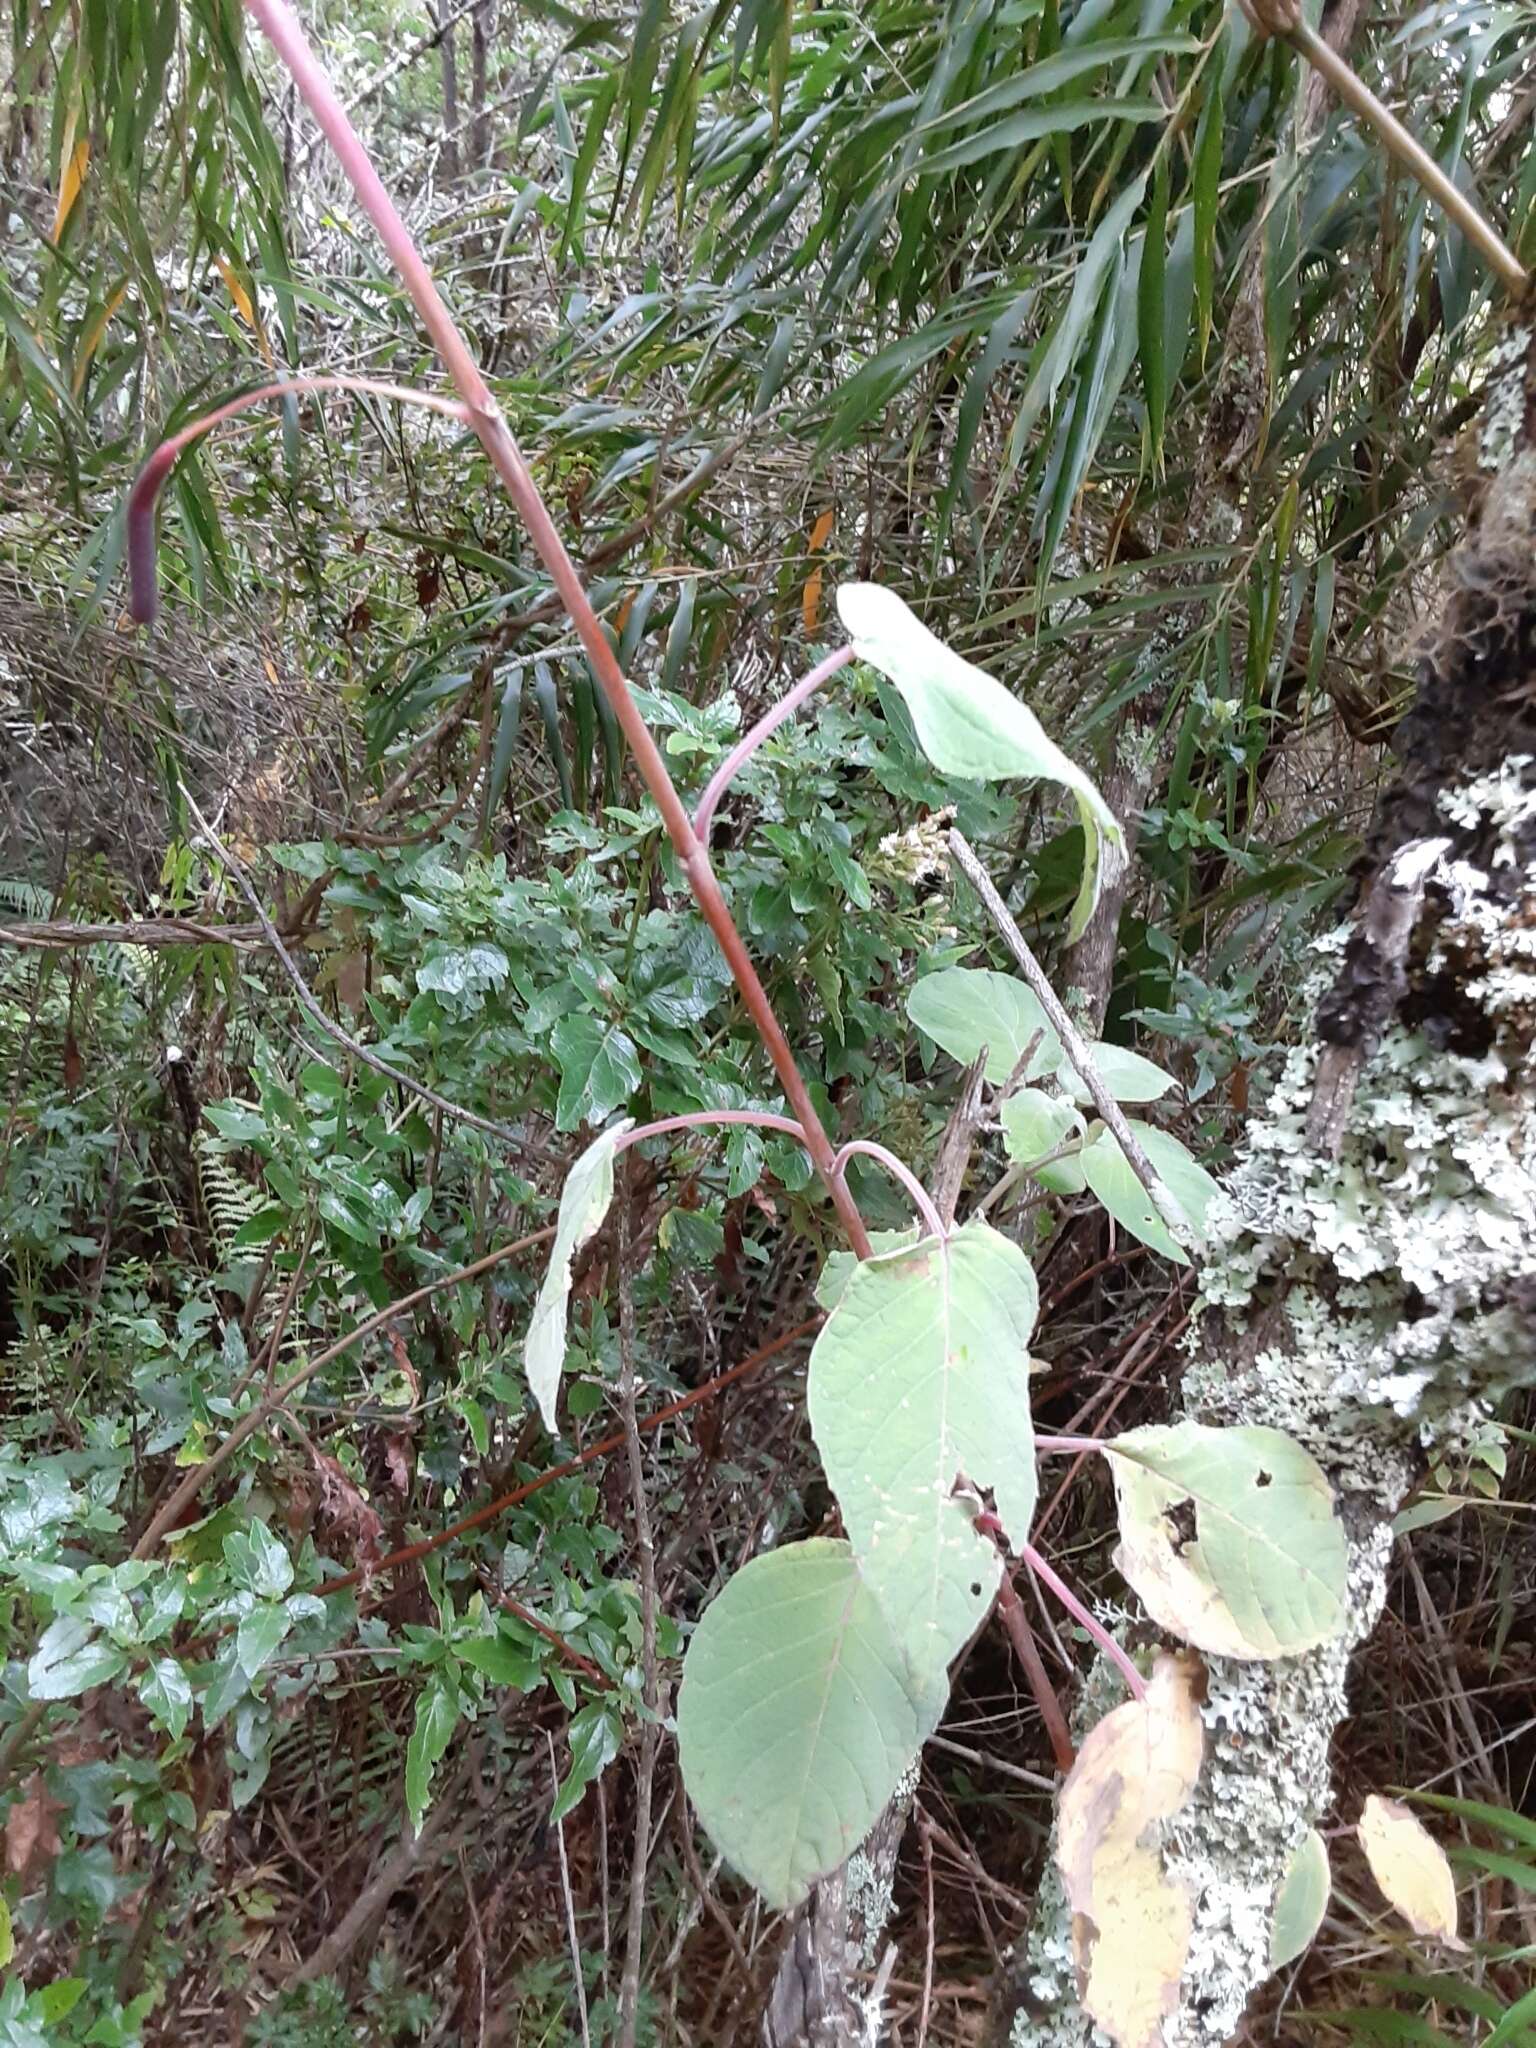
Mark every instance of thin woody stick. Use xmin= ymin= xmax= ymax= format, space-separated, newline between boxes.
xmin=946 ymin=830 xmax=1192 ymax=1249
xmin=1239 ymin=0 xmax=1527 ymax=295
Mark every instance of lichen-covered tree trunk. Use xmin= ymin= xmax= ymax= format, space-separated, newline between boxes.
xmin=994 ymin=315 xmax=1536 ymax=2048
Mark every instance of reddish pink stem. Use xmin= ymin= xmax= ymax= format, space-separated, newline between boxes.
xmin=616 ymin=1110 xmax=811 ymax=1152
xmin=237 ymin=0 xmax=872 ymax=1260
xmin=126 ymin=376 xmax=470 ymax=624
xmin=831 ymin=1139 xmax=946 ymax=1243
xmin=1020 ymin=1538 xmax=1146 ymax=1699
xmin=1033 ymin=1433 xmax=1108 ymax=1456
xmin=692 ymin=645 xmax=855 ymax=844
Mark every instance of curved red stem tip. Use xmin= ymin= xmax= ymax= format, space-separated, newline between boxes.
xmin=125 ymin=375 xmax=469 ymax=624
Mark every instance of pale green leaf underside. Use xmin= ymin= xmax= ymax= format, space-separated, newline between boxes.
xmin=1270 ymin=1827 xmax=1331 ymax=1970
xmin=1064 ymin=1042 xmax=1171 ymax=1105
xmin=907 ymin=966 xmax=1061 ymax=1086
xmin=1000 ymin=1089 xmax=1085 ymax=1193
xmin=908 ymin=967 xmax=1171 ymax=1117
xmin=1079 ymin=1120 xmax=1219 ymax=1265
xmin=815 ymin=1227 xmax=920 ymax=1314
xmin=676 ymin=1539 xmax=947 ymax=1909
xmin=525 ymin=1118 xmax=632 ymax=1432
xmin=809 ymin=1220 xmax=1039 ymax=1676
xmin=837 ymin=582 xmax=1124 ymax=939
xmin=1107 ymin=1421 xmax=1349 ymax=1659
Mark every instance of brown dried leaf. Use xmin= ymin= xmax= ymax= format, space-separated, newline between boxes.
xmin=1358 ymin=1795 xmax=1466 ymax=1951
xmin=5 ymin=1772 xmax=61 ymax=1880
xmin=1056 ymin=1651 xmax=1206 ymax=2048
xmin=309 ymin=1448 xmax=383 ymax=1566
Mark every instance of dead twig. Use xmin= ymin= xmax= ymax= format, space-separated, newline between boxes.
xmin=615 ymin=1155 xmax=663 ymax=2048
xmin=946 ymin=829 xmax=1191 ymax=1248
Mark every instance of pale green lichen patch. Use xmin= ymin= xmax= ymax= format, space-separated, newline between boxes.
xmin=1007 ymin=754 xmax=1536 ymax=2047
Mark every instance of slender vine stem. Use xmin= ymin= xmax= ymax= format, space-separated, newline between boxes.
xmin=239 ymin=0 xmax=871 ymax=1258
xmin=692 ymin=644 xmax=855 ymax=843
xmin=947 ymin=829 xmax=1191 ymax=1248
xmin=1020 ymin=1539 xmax=1146 ymax=1700
xmin=127 ymin=377 xmax=470 ymax=623
xmin=316 ymin=1315 xmax=823 ymax=1598
xmin=831 ymin=1138 xmax=947 ymax=1243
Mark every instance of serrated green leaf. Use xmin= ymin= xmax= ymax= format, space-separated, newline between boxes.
xmin=1107 ymin=1421 xmax=1348 ymax=1659
xmin=808 ymin=1221 xmax=1039 ymax=1673
xmin=1271 ymin=1827 xmax=1330 ymax=1970
xmin=525 ymin=1120 xmax=632 ymax=1433
xmin=230 ymin=1203 xmax=290 ymax=1250
xmin=405 ymin=1675 xmax=459 ymax=1835
xmin=838 ymin=583 xmax=1123 ymax=939
xmin=139 ymin=1656 xmax=194 ymax=1740
xmin=677 ymin=1539 xmax=946 ymax=1908
xmin=236 ymin=1601 xmax=291 ymax=1681
xmin=552 ymin=1700 xmax=621 ymax=1823
xmin=907 ymin=966 xmax=1062 ymax=1086
xmin=1079 ymin=1120 xmax=1218 ymax=1263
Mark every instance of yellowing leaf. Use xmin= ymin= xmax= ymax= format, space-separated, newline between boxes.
xmin=802 ymin=508 xmax=834 ymax=631
xmin=53 ymin=136 xmax=89 ymax=243
xmin=71 ymin=282 xmax=128 ymax=397
xmin=215 ymin=255 xmax=274 ymax=365
xmin=1056 ymin=1651 xmax=1205 ymax=2048
xmin=1107 ymin=1422 xmax=1348 ymax=1659
xmin=1358 ymin=1795 xmax=1467 ymax=1951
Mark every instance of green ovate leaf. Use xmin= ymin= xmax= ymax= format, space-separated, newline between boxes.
xmin=27 ymin=1618 xmax=128 ymax=1701
xmin=1271 ymin=1827 xmax=1331 ymax=1971
xmin=1106 ymin=1421 xmax=1349 ymax=1659
xmin=907 ymin=966 xmax=1062 ymax=1085
xmin=808 ymin=1221 xmax=1039 ymax=1674
xmin=677 ymin=1539 xmax=946 ymax=1909
xmin=525 ymin=1119 xmax=633 ymax=1434
xmin=836 ymin=582 xmax=1124 ymax=939
xmin=1065 ymin=1043 xmax=1172 ymax=1105
xmin=1000 ymin=1089 xmax=1085 ymax=1193
xmin=1079 ymin=1120 xmax=1219 ymax=1264
xmin=405 ymin=1674 xmax=460 ymax=1835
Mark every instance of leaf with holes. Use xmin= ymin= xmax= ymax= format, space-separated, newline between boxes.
xmin=1270 ymin=1827 xmax=1330 ymax=1970
xmin=1079 ymin=1121 xmax=1219 ymax=1264
xmin=1056 ymin=1650 xmax=1205 ymax=2048
xmin=837 ymin=583 xmax=1124 ymax=939
xmin=676 ymin=1539 xmax=946 ymax=1909
xmin=907 ymin=966 xmax=1062 ymax=1086
xmin=1106 ymin=1422 xmax=1348 ymax=1659
xmin=808 ymin=1221 xmax=1039 ymax=1676
xmin=1358 ymin=1795 xmax=1466 ymax=1951
xmin=525 ymin=1119 xmax=632 ymax=1434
